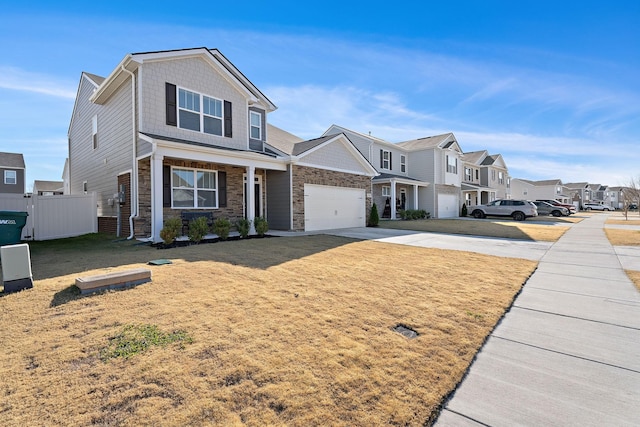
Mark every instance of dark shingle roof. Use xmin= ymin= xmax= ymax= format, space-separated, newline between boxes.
xmin=0 ymin=152 xmax=25 ymax=168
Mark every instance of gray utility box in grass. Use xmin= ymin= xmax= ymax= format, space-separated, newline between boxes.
xmin=1 ymin=243 xmax=33 ymax=293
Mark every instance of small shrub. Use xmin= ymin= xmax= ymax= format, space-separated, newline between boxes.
xmin=461 ymin=203 xmax=468 ymax=217
xmin=254 ymin=216 xmax=269 ymax=236
xmin=188 ymin=216 xmax=210 ymax=243
xmin=159 ymin=217 xmax=182 ymax=245
xmin=399 ymin=209 xmax=429 ymax=220
xmin=235 ymin=217 xmax=251 ymax=238
xmin=213 ymin=217 xmax=232 ymax=240
xmin=368 ymin=203 xmax=380 ymax=227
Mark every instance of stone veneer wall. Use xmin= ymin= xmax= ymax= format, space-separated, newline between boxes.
xmin=291 ymin=165 xmax=372 ymax=231
xmin=136 ymin=158 xmax=151 ymax=237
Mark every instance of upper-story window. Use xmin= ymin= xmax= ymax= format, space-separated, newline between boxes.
xmin=91 ymin=115 xmax=98 ymax=149
xmin=400 ymin=155 xmax=406 ymax=173
xmin=446 ymin=155 xmax=457 ymax=174
xmin=4 ymin=170 xmax=16 ymax=185
xmin=178 ymin=88 xmax=223 ymax=136
xmin=507 ymin=177 xmax=511 ymax=188
xmin=556 ymin=186 xmax=562 ymax=195
xmin=464 ymin=167 xmax=473 ymax=182
xmin=380 ymin=149 xmax=391 ymax=170
xmin=498 ymin=171 xmax=504 ymax=184
xmin=250 ymin=111 xmax=262 ymax=140
xmin=172 ymin=167 xmax=218 ymax=208
xmin=491 ymin=170 xmax=496 ymax=181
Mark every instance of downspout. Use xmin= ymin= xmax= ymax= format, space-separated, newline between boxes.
xmin=121 ymin=64 xmax=138 ymax=239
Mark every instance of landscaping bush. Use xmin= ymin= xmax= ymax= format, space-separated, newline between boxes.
xmin=213 ymin=217 xmax=232 ymax=240
xmin=368 ymin=203 xmax=379 ymax=227
xmin=235 ymin=217 xmax=251 ymax=238
xmin=254 ymin=216 xmax=269 ymax=236
xmin=188 ymin=216 xmax=210 ymax=243
xmin=461 ymin=203 xmax=468 ymax=217
xmin=159 ymin=217 xmax=182 ymax=245
xmin=399 ymin=209 xmax=430 ymax=220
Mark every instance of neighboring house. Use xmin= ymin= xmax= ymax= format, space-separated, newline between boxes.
xmin=0 ymin=152 xmax=26 ymax=195
xmin=461 ymin=150 xmax=510 ymax=206
xmin=33 ymin=180 xmax=64 ymax=196
xmin=565 ymin=182 xmax=590 ymax=208
xmin=322 ymin=125 xmax=463 ymax=219
xmin=68 ymin=48 xmax=377 ymax=240
xmin=62 ymin=158 xmax=70 ymax=195
xmin=510 ymin=179 xmax=570 ymax=203
xmin=606 ymin=186 xmax=624 ymax=209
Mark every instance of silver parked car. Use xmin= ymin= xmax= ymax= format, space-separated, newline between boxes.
xmin=531 ymin=201 xmax=569 ymax=217
xmin=583 ymin=202 xmax=612 ymax=211
xmin=469 ymin=199 xmax=538 ymax=221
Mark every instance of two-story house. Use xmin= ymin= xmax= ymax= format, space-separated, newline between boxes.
xmin=510 ymin=179 xmax=570 ymax=203
xmin=0 ymin=152 xmax=26 ymax=195
xmin=565 ymin=182 xmax=590 ymax=208
xmin=461 ymin=150 xmax=510 ymax=206
xmin=68 ymin=48 xmax=376 ymax=240
xmin=322 ymin=125 xmax=463 ymax=219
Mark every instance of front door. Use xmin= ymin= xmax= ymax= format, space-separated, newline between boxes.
xmin=243 ymin=175 xmax=262 ymax=218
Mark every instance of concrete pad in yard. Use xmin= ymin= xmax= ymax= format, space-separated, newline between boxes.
xmin=524 ymin=270 xmax=639 ymax=300
xmin=514 ymin=286 xmax=640 ymax=328
xmin=442 ymin=337 xmax=640 ymax=427
xmin=435 ymin=409 xmax=485 ymax=426
xmin=493 ymin=307 xmax=640 ymax=371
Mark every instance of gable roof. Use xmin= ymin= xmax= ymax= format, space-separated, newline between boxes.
xmin=515 ymin=178 xmax=562 ymax=186
xmin=462 ymin=150 xmax=488 ymax=165
xmin=292 ymin=135 xmax=337 ymax=156
xmin=266 ymin=124 xmax=304 ymax=155
xmin=33 ymin=180 xmax=64 ymax=192
xmin=90 ymin=47 xmax=276 ymax=111
xmin=396 ymin=133 xmax=462 ymax=152
xmin=0 ymin=152 xmax=25 ymax=169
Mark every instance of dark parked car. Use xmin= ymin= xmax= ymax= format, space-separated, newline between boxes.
xmin=531 ymin=201 xmax=569 ymax=217
xmin=470 ymin=199 xmax=538 ymax=221
xmin=536 ymin=199 xmax=576 ymax=214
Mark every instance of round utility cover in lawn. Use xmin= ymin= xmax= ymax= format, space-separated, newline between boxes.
xmin=304 ymin=184 xmax=365 ymax=231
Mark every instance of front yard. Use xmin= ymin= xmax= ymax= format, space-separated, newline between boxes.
xmin=1 ymin=234 xmax=536 ymax=426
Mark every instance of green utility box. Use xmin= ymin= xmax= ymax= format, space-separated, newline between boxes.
xmin=0 ymin=211 xmax=28 ymax=246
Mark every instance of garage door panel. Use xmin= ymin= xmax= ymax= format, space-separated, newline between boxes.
xmin=304 ymin=184 xmax=365 ymax=231
xmin=438 ymin=193 xmax=458 ymax=218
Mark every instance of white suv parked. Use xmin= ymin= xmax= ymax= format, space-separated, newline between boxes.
xmin=469 ymin=199 xmax=538 ymax=221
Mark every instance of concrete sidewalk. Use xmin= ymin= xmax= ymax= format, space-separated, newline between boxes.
xmin=435 ymin=214 xmax=640 ymax=426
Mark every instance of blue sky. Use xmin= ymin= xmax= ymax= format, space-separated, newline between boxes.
xmin=1 ymin=1 xmax=638 ymax=191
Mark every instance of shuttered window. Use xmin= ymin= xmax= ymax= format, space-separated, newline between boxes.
xmin=165 ymin=83 xmax=232 ymax=137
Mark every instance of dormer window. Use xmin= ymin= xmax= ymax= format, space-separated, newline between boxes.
xmin=250 ymin=111 xmax=262 ymax=140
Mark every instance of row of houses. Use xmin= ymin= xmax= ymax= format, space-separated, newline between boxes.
xmin=1 ymin=47 xmax=633 ymax=242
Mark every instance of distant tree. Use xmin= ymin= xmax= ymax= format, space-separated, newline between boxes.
xmin=623 ymin=176 xmax=640 ymax=219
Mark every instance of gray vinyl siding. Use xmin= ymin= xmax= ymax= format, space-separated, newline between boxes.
xmin=326 ymin=126 xmax=371 ymax=159
xmin=0 ymin=168 xmax=25 ymax=194
xmin=301 ymin=142 xmax=367 ymax=173
xmin=266 ymin=167 xmax=291 ymax=230
xmin=138 ymin=57 xmax=249 ymax=151
xmin=68 ymin=74 xmax=133 ymax=216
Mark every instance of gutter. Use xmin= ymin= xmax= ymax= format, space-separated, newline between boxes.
xmin=120 ymin=65 xmax=138 ymax=240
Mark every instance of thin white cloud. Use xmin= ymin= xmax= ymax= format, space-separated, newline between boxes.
xmin=0 ymin=66 xmax=76 ymax=99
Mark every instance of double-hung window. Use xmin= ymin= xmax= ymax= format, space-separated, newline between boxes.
xmin=381 ymin=150 xmax=391 ymax=170
xmin=250 ymin=111 xmax=262 ymax=140
xmin=465 ymin=167 xmax=473 ymax=182
xmin=178 ymin=88 xmax=223 ymax=136
xmin=498 ymin=171 xmax=504 ymax=184
xmin=382 ymin=186 xmax=391 ymax=197
xmin=172 ymin=167 xmax=218 ymax=208
xmin=446 ymin=155 xmax=457 ymax=174
xmin=400 ymin=155 xmax=406 ymax=173
xmin=4 ymin=170 xmax=16 ymax=185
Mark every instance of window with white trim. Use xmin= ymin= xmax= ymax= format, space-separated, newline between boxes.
xmin=491 ymin=170 xmax=496 ymax=181
xmin=464 ymin=167 xmax=473 ymax=182
xmin=92 ymin=115 xmax=98 ymax=149
xmin=172 ymin=167 xmax=218 ymax=208
xmin=446 ymin=155 xmax=457 ymax=174
xmin=382 ymin=186 xmax=391 ymax=197
xmin=400 ymin=155 xmax=406 ymax=173
xmin=178 ymin=88 xmax=223 ymax=136
xmin=498 ymin=171 xmax=504 ymax=184
xmin=4 ymin=170 xmax=16 ymax=185
xmin=382 ymin=150 xmax=391 ymax=170
xmin=250 ymin=111 xmax=262 ymax=140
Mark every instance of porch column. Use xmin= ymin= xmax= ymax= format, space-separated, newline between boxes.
xmin=390 ymin=179 xmax=397 ymax=220
xmin=413 ymin=184 xmax=419 ymax=210
xmin=246 ymin=165 xmax=256 ymax=234
xmin=151 ymin=153 xmax=164 ymax=242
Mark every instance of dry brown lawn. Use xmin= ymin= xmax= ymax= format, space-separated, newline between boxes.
xmin=379 ymin=217 xmax=580 ymax=242
xmin=0 ymin=234 xmax=536 ymax=426
xmin=627 ymin=270 xmax=640 ymax=292
xmin=604 ymin=228 xmax=640 ymax=246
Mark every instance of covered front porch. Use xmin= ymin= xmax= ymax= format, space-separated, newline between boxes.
xmin=373 ymin=174 xmax=430 ymax=220
xmin=462 ymin=183 xmax=497 ymax=207
xmin=137 ymin=134 xmax=287 ymax=242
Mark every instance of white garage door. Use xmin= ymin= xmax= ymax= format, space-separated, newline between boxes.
xmin=437 ymin=193 xmax=458 ymax=218
xmin=304 ymin=184 xmax=366 ymax=231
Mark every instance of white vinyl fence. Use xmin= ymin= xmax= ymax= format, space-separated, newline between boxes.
xmin=0 ymin=193 xmax=97 ymax=241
